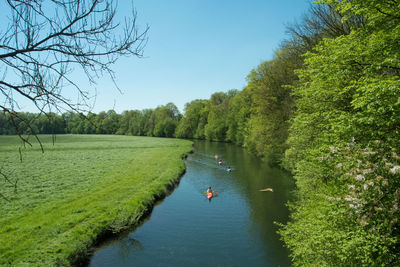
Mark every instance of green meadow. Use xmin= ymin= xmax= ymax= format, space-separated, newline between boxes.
xmin=0 ymin=135 xmax=192 ymax=266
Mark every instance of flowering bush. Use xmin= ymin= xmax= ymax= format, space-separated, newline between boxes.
xmin=324 ymin=140 xmax=400 ymax=238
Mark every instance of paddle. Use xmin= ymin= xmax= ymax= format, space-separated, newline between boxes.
xmin=204 ymin=190 xmax=219 ymax=194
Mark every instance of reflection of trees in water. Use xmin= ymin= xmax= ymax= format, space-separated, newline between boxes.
xmin=117 ymin=235 xmax=144 ymax=259
xmin=186 ymin=146 xmax=235 ymax=195
xmin=245 ymin=164 xmax=294 ymax=266
xmin=195 ymin=140 xmax=294 ymax=265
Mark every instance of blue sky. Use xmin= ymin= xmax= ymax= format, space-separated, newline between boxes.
xmin=91 ymin=0 xmax=312 ymax=113
xmin=5 ymin=0 xmax=312 ymax=114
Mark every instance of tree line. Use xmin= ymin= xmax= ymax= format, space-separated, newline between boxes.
xmin=1 ymin=0 xmax=400 ymax=265
xmin=0 ymin=103 xmax=181 ymax=138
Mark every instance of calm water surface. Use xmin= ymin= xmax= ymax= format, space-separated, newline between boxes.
xmin=89 ymin=141 xmax=294 ymax=266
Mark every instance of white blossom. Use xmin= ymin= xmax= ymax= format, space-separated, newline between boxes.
xmin=362 ymin=168 xmax=374 ymax=175
xmin=335 ymin=163 xmax=343 ymax=169
xmin=392 ymin=152 xmax=400 ymax=160
xmin=362 ymin=151 xmax=376 ymax=157
xmin=389 ymin=165 xmax=400 ymax=174
xmin=330 ymin=146 xmax=338 ymax=153
xmin=345 ymin=172 xmax=352 ymax=177
xmin=355 ymin=174 xmax=365 ymax=182
xmin=344 ymin=195 xmax=359 ymax=202
xmin=325 ymin=196 xmax=341 ymax=201
xmin=349 ymin=137 xmax=356 ymax=146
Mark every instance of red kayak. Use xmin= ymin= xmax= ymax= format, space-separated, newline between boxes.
xmin=207 ymin=192 xmax=213 ymax=199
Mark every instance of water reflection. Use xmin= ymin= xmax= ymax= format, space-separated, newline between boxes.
xmin=89 ymin=140 xmax=294 ymax=267
xmin=116 ymin=236 xmax=144 ymax=260
xmin=192 ymin=140 xmax=294 ymax=266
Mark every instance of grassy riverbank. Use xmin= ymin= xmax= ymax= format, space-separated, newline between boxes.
xmin=0 ymin=135 xmax=192 ymax=266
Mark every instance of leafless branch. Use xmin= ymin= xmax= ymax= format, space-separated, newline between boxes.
xmin=0 ymin=0 xmax=148 ymax=196
xmin=0 ymin=0 xmax=148 ymax=117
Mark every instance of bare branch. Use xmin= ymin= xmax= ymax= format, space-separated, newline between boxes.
xmin=0 ymin=0 xmax=148 ymax=198
xmin=0 ymin=0 xmax=148 ymax=116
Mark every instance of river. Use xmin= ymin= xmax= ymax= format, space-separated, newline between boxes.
xmin=89 ymin=140 xmax=294 ymax=266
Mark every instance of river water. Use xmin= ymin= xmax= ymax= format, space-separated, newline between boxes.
xmin=89 ymin=140 xmax=294 ymax=266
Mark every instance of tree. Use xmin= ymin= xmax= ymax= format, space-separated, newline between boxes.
xmin=225 ymin=89 xmax=251 ymax=145
xmin=204 ymin=92 xmax=231 ymax=141
xmin=281 ymin=0 xmax=400 ymax=265
xmin=175 ymin=99 xmax=208 ymax=139
xmin=151 ymin=103 xmax=180 ymax=137
xmin=100 ymin=110 xmax=120 ymax=134
xmin=0 ymin=0 xmax=148 ymax=144
xmin=286 ymin=2 xmax=364 ymax=54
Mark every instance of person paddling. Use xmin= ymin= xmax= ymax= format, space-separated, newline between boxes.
xmin=218 ymin=160 xmax=223 ymax=166
xmin=206 ymin=186 xmax=213 ymax=199
xmin=226 ymin=166 xmax=232 ymax=172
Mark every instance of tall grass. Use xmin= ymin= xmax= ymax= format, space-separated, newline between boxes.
xmin=0 ymin=135 xmax=192 ymax=266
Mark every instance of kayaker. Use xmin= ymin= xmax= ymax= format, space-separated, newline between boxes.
xmin=218 ymin=160 xmax=223 ymax=166
xmin=214 ymin=154 xmax=218 ymax=160
xmin=227 ymin=166 xmax=232 ymax=172
xmin=207 ymin=186 xmax=213 ymax=194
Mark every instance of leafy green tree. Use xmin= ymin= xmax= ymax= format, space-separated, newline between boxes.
xmin=242 ymin=45 xmax=299 ymax=163
xmin=148 ymin=103 xmax=180 ymax=137
xmin=35 ymin=113 xmax=65 ymax=134
xmin=204 ymin=92 xmax=232 ymax=141
xmin=281 ymin=1 xmax=400 ymax=265
xmin=64 ymin=112 xmax=85 ymax=134
xmin=175 ymin=99 xmax=209 ymax=139
xmin=0 ymin=113 xmax=8 ymax=135
xmin=100 ymin=110 xmax=121 ymax=134
xmin=225 ymin=89 xmax=251 ymax=145
xmin=82 ymin=113 xmax=97 ymax=134
xmin=131 ymin=110 xmax=147 ymax=136
xmin=141 ymin=109 xmax=154 ymax=136
xmin=118 ymin=110 xmax=142 ymax=135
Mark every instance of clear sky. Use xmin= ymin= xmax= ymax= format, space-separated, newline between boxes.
xmin=4 ymin=0 xmax=312 ymax=114
xmin=89 ymin=0 xmax=312 ymax=113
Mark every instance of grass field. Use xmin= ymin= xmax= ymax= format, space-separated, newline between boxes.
xmin=0 ymin=135 xmax=192 ymax=266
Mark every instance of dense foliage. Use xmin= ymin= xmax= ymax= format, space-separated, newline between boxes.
xmin=280 ymin=0 xmax=400 ymax=266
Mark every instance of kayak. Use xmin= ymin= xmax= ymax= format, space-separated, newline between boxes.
xmin=207 ymin=192 xmax=213 ymax=199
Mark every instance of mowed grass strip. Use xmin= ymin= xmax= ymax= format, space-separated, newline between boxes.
xmin=0 ymin=135 xmax=192 ymax=266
